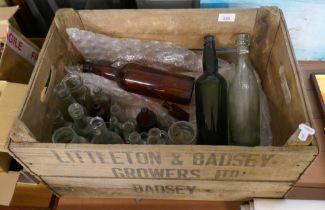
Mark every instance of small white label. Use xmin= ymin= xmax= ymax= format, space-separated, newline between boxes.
xmin=5 ymin=26 xmax=39 ymax=65
xmin=298 ymin=123 xmax=315 ymax=141
xmin=218 ymin=13 xmax=236 ymax=22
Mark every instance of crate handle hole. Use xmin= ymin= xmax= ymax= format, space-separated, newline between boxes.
xmin=40 ymin=65 xmax=57 ymax=103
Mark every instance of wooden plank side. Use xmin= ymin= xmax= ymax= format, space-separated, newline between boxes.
xmin=16 ymin=12 xmax=84 ymax=142
xmin=56 ymin=197 xmax=242 ymax=210
xmin=78 ymin=9 xmax=257 ymax=49
xmin=17 ymin=25 xmax=67 ymax=141
xmin=250 ymin=7 xmax=281 ymax=78
xmin=43 ymin=176 xmax=292 ymax=201
xmin=262 ymin=19 xmax=311 ymax=146
xmin=9 ymin=143 xmax=316 ymax=182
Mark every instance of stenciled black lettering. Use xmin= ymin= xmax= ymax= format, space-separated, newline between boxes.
xmin=215 ymin=170 xmax=222 ymax=179
xmin=148 ymin=168 xmax=165 ymax=178
xmin=124 ymin=168 xmax=136 ymax=177
xmin=219 ymin=153 xmax=231 ymax=166
xmin=112 ymin=168 xmax=125 ymax=178
xmin=205 ymin=153 xmax=217 ymax=165
xmin=154 ymin=185 xmax=165 ymax=193
xmin=86 ymin=151 xmax=96 ymax=164
xmin=145 ymin=185 xmax=154 ymax=193
xmin=187 ymin=186 xmax=196 ymax=194
xmin=136 ymin=168 xmax=149 ymax=178
xmin=51 ymin=150 xmax=70 ymax=163
xmin=133 ymin=184 xmax=144 ymax=193
xmin=177 ymin=169 xmax=188 ymax=178
xmin=232 ymin=153 xmax=245 ymax=166
xmin=72 ymin=150 xmax=84 ymax=163
xmin=110 ymin=152 xmax=123 ymax=164
xmin=193 ymin=153 xmax=204 ymax=165
xmin=244 ymin=154 xmax=259 ymax=167
xmin=97 ymin=151 xmax=109 ymax=164
xmin=190 ymin=169 xmax=201 ymax=178
xmin=261 ymin=154 xmax=275 ymax=167
xmin=148 ymin=152 xmax=161 ymax=164
xmin=175 ymin=185 xmax=185 ymax=194
xmin=136 ymin=152 xmax=149 ymax=164
xmin=165 ymin=169 xmax=176 ymax=178
xmin=65 ymin=151 xmax=75 ymax=163
xmin=229 ymin=170 xmax=239 ymax=177
xmin=122 ymin=152 xmax=133 ymax=164
xmin=166 ymin=185 xmax=175 ymax=193
xmin=171 ymin=153 xmax=183 ymax=165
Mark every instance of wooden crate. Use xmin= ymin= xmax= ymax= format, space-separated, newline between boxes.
xmin=6 ymin=7 xmax=318 ymax=201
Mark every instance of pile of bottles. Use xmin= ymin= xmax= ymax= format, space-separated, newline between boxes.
xmin=49 ymin=33 xmax=261 ymax=146
xmin=50 ymin=72 xmax=196 ymax=145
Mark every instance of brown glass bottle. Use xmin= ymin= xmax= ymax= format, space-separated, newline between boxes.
xmin=136 ymin=107 xmax=157 ymax=132
xmin=162 ymin=101 xmax=189 ymax=121
xmin=82 ymin=62 xmax=195 ymax=105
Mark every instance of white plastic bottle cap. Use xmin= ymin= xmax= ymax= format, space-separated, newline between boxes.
xmin=298 ymin=123 xmax=315 ymax=141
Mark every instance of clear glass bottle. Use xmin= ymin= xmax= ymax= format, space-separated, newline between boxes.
xmin=68 ymin=103 xmax=93 ymax=140
xmin=82 ymin=62 xmax=195 ymax=105
xmin=140 ymin=132 xmax=148 ymax=144
xmin=108 ymin=116 xmax=122 ymax=135
xmin=64 ymin=73 xmax=91 ymax=107
xmin=195 ymin=35 xmax=228 ymax=145
xmin=228 ymin=33 xmax=260 ymax=146
xmin=147 ymin=128 xmax=168 ymax=144
xmin=53 ymin=81 xmax=77 ymax=111
xmin=87 ymin=86 xmax=111 ymax=121
xmin=90 ymin=117 xmax=124 ymax=144
xmin=128 ymin=131 xmax=142 ymax=144
xmin=46 ymin=108 xmax=72 ymax=131
xmin=52 ymin=127 xmax=89 ymax=144
xmin=122 ymin=121 xmax=136 ymax=141
xmin=168 ymin=121 xmax=196 ymax=145
xmin=110 ymin=103 xmax=124 ymax=122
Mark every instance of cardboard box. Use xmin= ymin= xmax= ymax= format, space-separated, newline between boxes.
xmin=0 ymin=81 xmax=27 ymax=205
xmin=0 ymin=6 xmax=41 ymax=206
xmin=0 ymin=6 xmax=40 ymax=84
xmin=7 ymin=7 xmax=317 ymax=201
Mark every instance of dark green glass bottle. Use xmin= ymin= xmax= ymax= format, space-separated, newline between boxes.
xmin=195 ymin=35 xmax=228 ymax=145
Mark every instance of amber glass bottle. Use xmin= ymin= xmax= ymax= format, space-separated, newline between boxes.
xmin=162 ymin=101 xmax=189 ymax=121
xmin=82 ymin=62 xmax=195 ymax=105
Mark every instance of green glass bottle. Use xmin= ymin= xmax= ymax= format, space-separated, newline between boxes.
xmin=195 ymin=35 xmax=228 ymax=145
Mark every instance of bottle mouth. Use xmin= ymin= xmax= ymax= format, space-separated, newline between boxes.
xmin=64 ymin=73 xmax=84 ymax=91
xmin=90 ymin=117 xmax=105 ymax=130
xmin=236 ymin=33 xmax=250 ymax=46
xmin=128 ymin=132 xmax=141 ymax=143
xmin=109 ymin=116 xmax=119 ymax=124
xmin=54 ymin=82 xmax=70 ymax=98
xmin=204 ymin=35 xmax=215 ymax=42
xmin=203 ymin=35 xmax=215 ymax=47
xmin=148 ymin=128 xmax=161 ymax=137
xmin=68 ymin=103 xmax=84 ymax=119
xmin=52 ymin=127 xmax=76 ymax=143
xmin=122 ymin=121 xmax=135 ymax=132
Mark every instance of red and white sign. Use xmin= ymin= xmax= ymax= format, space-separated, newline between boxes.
xmin=6 ymin=27 xmax=39 ymax=65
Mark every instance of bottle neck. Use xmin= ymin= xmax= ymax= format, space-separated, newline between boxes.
xmin=83 ymin=63 xmax=118 ymax=81
xmin=236 ymin=45 xmax=251 ymax=72
xmin=61 ymin=94 xmax=76 ymax=107
xmin=203 ymin=42 xmax=217 ymax=75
